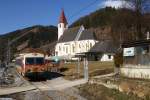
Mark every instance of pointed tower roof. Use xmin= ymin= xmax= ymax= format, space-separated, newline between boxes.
xmin=59 ymin=9 xmax=68 ymax=24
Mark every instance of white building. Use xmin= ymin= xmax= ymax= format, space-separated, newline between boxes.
xmin=55 ymin=9 xmax=97 ymax=59
xmin=89 ymin=40 xmax=117 ymax=61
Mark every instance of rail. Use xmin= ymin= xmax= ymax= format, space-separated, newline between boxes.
xmin=15 ymin=69 xmax=53 ymax=100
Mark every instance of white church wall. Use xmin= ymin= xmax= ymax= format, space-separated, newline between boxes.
xmin=55 ymin=39 xmax=97 ymax=58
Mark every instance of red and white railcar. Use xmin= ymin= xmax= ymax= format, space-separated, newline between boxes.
xmin=15 ymin=53 xmax=46 ymax=76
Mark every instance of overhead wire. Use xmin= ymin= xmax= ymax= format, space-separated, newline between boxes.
xmin=68 ymin=0 xmax=100 ymax=22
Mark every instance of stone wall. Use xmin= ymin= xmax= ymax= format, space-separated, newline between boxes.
xmin=120 ymin=65 xmax=150 ymax=79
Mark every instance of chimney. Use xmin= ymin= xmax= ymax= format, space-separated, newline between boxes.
xmin=146 ymin=31 xmax=150 ymax=40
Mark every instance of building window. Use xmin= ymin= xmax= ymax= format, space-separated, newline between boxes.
xmin=142 ymin=45 xmax=149 ymax=54
xmin=108 ymin=55 xmax=111 ymax=59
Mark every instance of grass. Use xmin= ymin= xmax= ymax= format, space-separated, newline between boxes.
xmin=78 ymin=83 xmax=141 ymax=100
xmin=60 ymin=61 xmax=114 ymax=79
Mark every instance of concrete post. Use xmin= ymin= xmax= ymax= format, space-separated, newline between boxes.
xmin=84 ymin=57 xmax=88 ymax=81
xmin=77 ymin=57 xmax=80 ymax=78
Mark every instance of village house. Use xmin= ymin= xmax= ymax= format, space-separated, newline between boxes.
xmin=55 ymin=9 xmax=98 ymax=60
xmin=121 ymin=39 xmax=150 ymax=79
xmin=88 ymin=40 xmax=118 ymax=61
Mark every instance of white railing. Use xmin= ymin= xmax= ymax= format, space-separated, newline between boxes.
xmin=74 ymin=25 xmax=84 ymax=41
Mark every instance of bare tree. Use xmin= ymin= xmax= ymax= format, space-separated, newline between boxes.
xmin=124 ymin=0 xmax=150 ymax=40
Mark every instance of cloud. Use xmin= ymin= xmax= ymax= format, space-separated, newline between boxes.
xmin=99 ymin=0 xmax=133 ymax=9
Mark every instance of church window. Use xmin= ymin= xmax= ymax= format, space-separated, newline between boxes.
xmin=90 ymin=43 xmax=92 ymax=48
xmin=59 ymin=46 xmax=61 ymax=51
xmin=63 ymin=47 xmax=65 ymax=52
xmin=87 ymin=43 xmax=89 ymax=50
xmin=66 ymin=47 xmax=68 ymax=53
xmin=72 ymin=45 xmax=75 ymax=53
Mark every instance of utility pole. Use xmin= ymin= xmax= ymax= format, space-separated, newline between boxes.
xmin=6 ymin=40 xmax=11 ymax=65
xmin=77 ymin=57 xmax=80 ymax=78
xmin=5 ymin=30 xmax=32 ymax=66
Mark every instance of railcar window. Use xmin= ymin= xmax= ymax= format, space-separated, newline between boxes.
xmin=26 ymin=58 xmax=34 ymax=65
xmin=35 ymin=58 xmax=44 ymax=65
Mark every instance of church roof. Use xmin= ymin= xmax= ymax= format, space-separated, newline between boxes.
xmin=58 ymin=26 xmax=97 ymax=43
xmin=59 ymin=9 xmax=68 ymax=24
xmin=89 ymin=40 xmax=118 ymax=54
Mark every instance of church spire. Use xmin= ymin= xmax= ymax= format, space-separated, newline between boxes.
xmin=59 ymin=9 xmax=68 ymax=24
xmin=58 ymin=9 xmax=68 ymax=40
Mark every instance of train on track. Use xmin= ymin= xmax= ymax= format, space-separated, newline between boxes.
xmin=14 ymin=49 xmax=63 ymax=79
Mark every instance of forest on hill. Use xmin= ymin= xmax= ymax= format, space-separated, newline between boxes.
xmin=71 ymin=7 xmax=150 ymax=45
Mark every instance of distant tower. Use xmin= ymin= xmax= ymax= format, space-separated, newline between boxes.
xmin=58 ymin=9 xmax=68 ymax=40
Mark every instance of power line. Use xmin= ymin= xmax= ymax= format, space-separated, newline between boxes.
xmin=68 ymin=0 xmax=100 ymax=22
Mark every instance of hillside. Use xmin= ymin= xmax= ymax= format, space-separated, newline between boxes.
xmin=71 ymin=7 xmax=150 ymax=44
xmin=0 ymin=25 xmax=57 ymax=60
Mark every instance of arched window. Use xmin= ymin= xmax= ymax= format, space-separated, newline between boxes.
xmin=72 ymin=45 xmax=75 ymax=53
xmin=86 ymin=43 xmax=88 ymax=51
xmin=63 ymin=47 xmax=65 ymax=52
xmin=90 ymin=43 xmax=92 ymax=48
xmin=59 ymin=46 xmax=61 ymax=51
xmin=79 ymin=44 xmax=81 ymax=48
xmin=66 ymin=47 xmax=68 ymax=53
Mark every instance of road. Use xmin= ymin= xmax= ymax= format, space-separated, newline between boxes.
xmin=0 ymin=77 xmax=87 ymax=96
xmin=33 ymin=77 xmax=87 ymax=90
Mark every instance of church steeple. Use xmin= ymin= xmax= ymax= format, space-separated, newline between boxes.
xmin=59 ymin=9 xmax=68 ymax=24
xmin=58 ymin=9 xmax=68 ymax=40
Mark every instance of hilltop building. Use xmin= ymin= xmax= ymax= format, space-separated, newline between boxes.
xmin=55 ymin=9 xmax=98 ymax=60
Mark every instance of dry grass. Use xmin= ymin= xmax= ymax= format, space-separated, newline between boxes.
xmin=60 ymin=61 xmax=114 ymax=80
xmin=78 ymin=83 xmax=141 ymax=100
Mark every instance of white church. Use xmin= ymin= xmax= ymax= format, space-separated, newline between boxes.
xmin=55 ymin=9 xmax=98 ymax=60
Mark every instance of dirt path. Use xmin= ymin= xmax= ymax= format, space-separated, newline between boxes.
xmin=32 ymin=77 xmax=87 ymax=100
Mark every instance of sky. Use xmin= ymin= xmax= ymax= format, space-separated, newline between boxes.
xmin=0 ymin=0 xmax=128 ymax=34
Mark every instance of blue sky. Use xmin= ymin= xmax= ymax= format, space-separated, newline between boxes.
xmin=0 ymin=0 xmax=105 ymax=34
xmin=0 ymin=0 xmax=135 ymax=34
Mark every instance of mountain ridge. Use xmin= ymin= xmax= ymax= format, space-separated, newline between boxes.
xmin=0 ymin=25 xmax=58 ymax=60
xmin=71 ymin=7 xmax=150 ymax=43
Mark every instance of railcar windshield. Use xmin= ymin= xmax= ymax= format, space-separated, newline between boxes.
xmin=25 ymin=57 xmax=44 ymax=65
xmin=35 ymin=57 xmax=44 ymax=65
xmin=26 ymin=58 xmax=34 ymax=65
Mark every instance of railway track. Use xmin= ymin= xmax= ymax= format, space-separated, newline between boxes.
xmin=15 ymin=70 xmax=53 ymax=100
xmin=0 ymin=67 xmax=87 ymax=100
